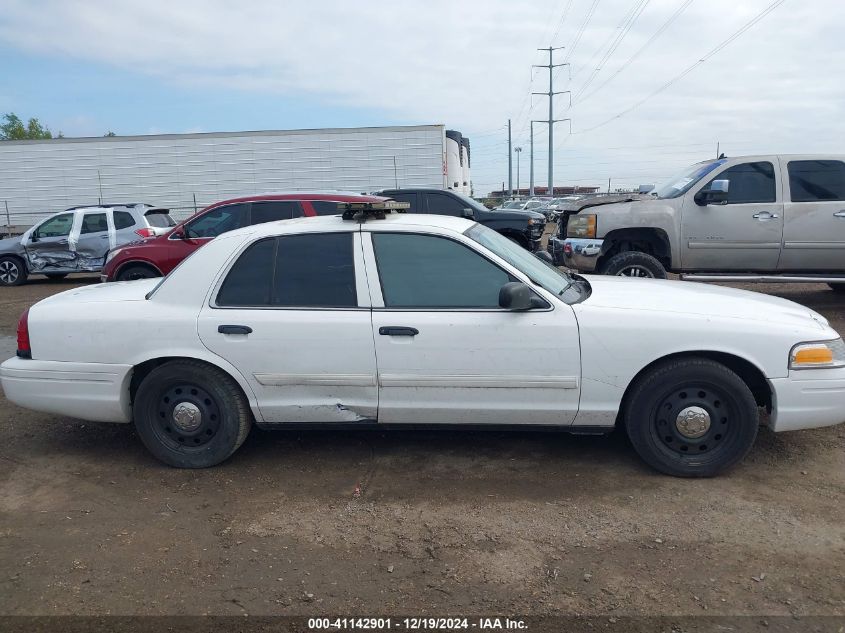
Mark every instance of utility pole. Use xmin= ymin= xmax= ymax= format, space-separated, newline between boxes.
xmin=716 ymin=141 xmax=720 ymax=158
xmin=533 ymin=47 xmax=571 ymax=197
xmin=607 ymin=177 xmax=612 ymax=194
xmin=514 ymin=147 xmax=522 ymax=195
xmin=529 ymin=122 xmax=535 ymax=196
xmin=507 ymin=119 xmax=513 ymax=199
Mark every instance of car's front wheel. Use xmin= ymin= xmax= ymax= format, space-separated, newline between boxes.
xmin=0 ymin=256 xmax=27 ymax=286
xmin=601 ymin=251 xmax=667 ymax=278
xmin=133 ymin=360 xmax=252 ymax=468
xmin=117 ymin=264 xmax=160 ymax=281
xmin=624 ymin=357 xmax=759 ymax=477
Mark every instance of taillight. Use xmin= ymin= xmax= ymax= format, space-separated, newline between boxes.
xmin=135 ymin=227 xmax=156 ymax=238
xmin=16 ymin=308 xmax=31 ymax=358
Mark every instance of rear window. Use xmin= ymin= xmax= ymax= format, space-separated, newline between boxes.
xmin=145 ymin=210 xmax=176 ymax=227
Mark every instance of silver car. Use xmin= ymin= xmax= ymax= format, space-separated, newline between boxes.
xmin=0 ymin=203 xmax=175 ymax=286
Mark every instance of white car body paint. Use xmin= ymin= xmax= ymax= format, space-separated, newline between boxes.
xmin=1 ymin=214 xmax=843 ymax=435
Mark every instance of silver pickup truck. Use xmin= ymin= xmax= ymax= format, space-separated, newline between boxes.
xmin=549 ymin=155 xmax=845 ymax=290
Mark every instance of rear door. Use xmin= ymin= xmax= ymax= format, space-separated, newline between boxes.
xmin=197 ymin=230 xmax=378 ymax=423
xmin=680 ymin=160 xmax=783 ymax=270
xmin=73 ymin=210 xmax=113 ymax=269
xmin=778 ymin=159 xmax=845 ymax=271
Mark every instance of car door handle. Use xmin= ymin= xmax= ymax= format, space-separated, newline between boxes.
xmin=752 ymin=212 xmax=779 ymax=220
xmin=218 ymin=324 xmax=252 ymax=335
xmin=57 ymin=239 xmax=68 ymax=245
xmin=834 ymin=210 xmax=845 ymax=218
xmin=378 ymin=326 xmax=419 ymax=337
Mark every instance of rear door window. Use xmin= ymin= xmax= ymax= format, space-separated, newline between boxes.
xmin=788 ymin=160 xmax=845 ymax=202
xmin=310 ymin=200 xmax=344 ymax=216
xmin=250 ymin=201 xmax=302 ymax=224
xmin=80 ymin=213 xmax=108 ymax=234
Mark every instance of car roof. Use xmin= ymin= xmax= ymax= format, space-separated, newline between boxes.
xmin=206 ymin=192 xmax=387 ymax=207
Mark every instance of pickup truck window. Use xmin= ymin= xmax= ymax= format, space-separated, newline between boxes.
xmin=372 ymin=233 xmax=512 ymax=308
xmin=788 ymin=160 xmax=845 ymax=202
xmin=426 ymin=192 xmax=466 ymax=217
xmin=704 ymin=161 xmax=776 ymax=204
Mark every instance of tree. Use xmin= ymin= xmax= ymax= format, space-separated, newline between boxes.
xmin=104 ymin=131 xmax=116 ymax=137
xmin=0 ymin=113 xmax=53 ymax=140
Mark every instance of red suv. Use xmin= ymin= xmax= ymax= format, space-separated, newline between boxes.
xmin=102 ymin=192 xmax=387 ymax=282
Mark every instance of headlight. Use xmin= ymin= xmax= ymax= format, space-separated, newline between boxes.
xmin=789 ymin=338 xmax=845 ymax=369
xmin=105 ymin=248 xmax=123 ymax=264
xmin=567 ymin=214 xmax=596 ymax=238
xmin=527 ymin=218 xmax=535 ymax=226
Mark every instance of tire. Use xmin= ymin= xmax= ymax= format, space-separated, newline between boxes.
xmin=624 ymin=357 xmax=759 ymax=477
xmin=0 ymin=256 xmax=27 ymax=286
xmin=117 ymin=264 xmax=160 ymax=282
xmin=601 ymin=251 xmax=667 ymax=279
xmin=827 ymin=283 xmax=845 ymax=293
xmin=44 ymin=273 xmax=68 ymax=281
xmin=133 ymin=360 xmax=252 ymax=468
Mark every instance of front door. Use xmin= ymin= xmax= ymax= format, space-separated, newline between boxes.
xmin=363 ymin=230 xmax=581 ymax=425
xmin=23 ymin=212 xmax=77 ymax=272
xmin=778 ymin=158 xmax=845 ymax=271
xmin=197 ymin=230 xmax=379 ymax=423
xmin=680 ymin=160 xmax=783 ymax=270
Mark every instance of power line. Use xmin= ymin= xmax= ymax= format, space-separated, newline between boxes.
xmin=575 ymin=0 xmax=695 ymax=105
xmin=570 ymin=0 xmax=788 ymax=136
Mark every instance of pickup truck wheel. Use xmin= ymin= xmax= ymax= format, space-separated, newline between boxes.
xmin=0 ymin=256 xmax=27 ymax=286
xmin=827 ymin=283 xmax=845 ymax=293
xmin=601 ymin=251 xmax=667 ymax=279
xmin=118 ymin=264 xmax=160 ymax=281
xmin=133 ymin=360 xmax=252 ymax=468
xmin=624 ymin=358 xmax=758 ymax=477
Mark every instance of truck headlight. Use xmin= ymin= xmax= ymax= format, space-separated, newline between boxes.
xmin=567 ymin=214 xmax=596 ymax=238
xmin=790 ymin=338 xmax=845 ymax=369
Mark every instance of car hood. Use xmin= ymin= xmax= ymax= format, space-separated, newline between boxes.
xmin=579 ymin=275 xmax=831 ymax=332
xmin=35 ymin=278 xmax=161 ymax=306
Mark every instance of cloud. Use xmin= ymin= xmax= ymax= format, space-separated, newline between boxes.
xmin=1 ymin=0 xmax=843 ymax=193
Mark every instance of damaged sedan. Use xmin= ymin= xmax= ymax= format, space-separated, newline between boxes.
xmin=0 ymin=203 xmax=174 ymax=286
xmin=2 ymin=204 xmax=844 ymax=477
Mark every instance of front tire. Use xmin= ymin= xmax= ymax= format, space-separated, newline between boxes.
xmin=118 ymin=264 xmax=160 ymax=281
xmin=0 ymin=256 xmax=27 ymax=286
xmin=601 ymin=251 xmax=667 ymax=278
xmin=133 ymin=360 xmax=252 ymax=468
xmin=624 ymin=358 xmax=759 ymax=477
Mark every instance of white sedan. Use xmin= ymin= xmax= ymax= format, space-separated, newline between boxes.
xmin=2 ymin=209 xmax=844 ymax=476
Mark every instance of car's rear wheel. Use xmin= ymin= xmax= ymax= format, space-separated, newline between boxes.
xmin=601 ymin=251 xmax=667 ymax=279
xmin=133 ymin=360 xmax=252 ymax=468
xmin=0 ymin=256 xmax=27 ymax=286
xmin=117 ymin=264 xmax=160 ymax=281
xmin=624 ymin=357 xmax=759 ymax=477
xmin=44 ymin=273 xmax=68 ymax=281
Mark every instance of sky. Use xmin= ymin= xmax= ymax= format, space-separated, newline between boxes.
xmin=1 ymin=0 xmax=843 ymax=196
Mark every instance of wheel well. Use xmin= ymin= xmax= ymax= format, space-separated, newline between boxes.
xmin=497 ymin=229 xmax=529 ymax=248
xmin=598 ymin=228 xmax=671 ymax=271
xmin=129 ymin=357 xmax=249 ymax=408
xmin=616 ymin=351 xmax=773 ymax=426
xmin=0 ymin=253 xmax=28 ymax=272
xmin=116 ymin=260 xmax=162 ymax=278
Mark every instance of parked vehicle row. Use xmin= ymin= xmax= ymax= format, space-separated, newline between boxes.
xmin=549 ymin=155 xmax=845 ymax=288
xmin=3 ymin=202 xmax=843 ymax=476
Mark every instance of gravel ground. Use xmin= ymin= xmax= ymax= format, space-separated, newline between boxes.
xmin=0 ymin=272 xmax=842 ymax=619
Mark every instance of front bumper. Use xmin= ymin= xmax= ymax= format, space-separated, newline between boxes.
xmin=769 ymin=368 xmax=845 ymax=432
xmin=0 ymin=356 xmax=132 ymax=423
xmin=561 ymin=238 xmax=604 ymax=272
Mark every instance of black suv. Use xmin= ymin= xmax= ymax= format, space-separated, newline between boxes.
xmin=377 ymin=188 xmax=546 ymax=251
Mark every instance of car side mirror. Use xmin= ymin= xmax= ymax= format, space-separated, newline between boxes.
xmin=638 ymin=184 xmax=655 ymax=194
xmin=498 ymin=281 xmax=546 ymax=311
xmin=534 ymin=251 xmax=553 ymax=265
xmin=694 ymin=179 xmax=729 ymax=206
xmin=462 ymin=207 xmax=474 ymax=219
xmin=171 ymin=229 xmax=186 ymax=239
xmin=29 ymin=233 xmax=39 ymax=243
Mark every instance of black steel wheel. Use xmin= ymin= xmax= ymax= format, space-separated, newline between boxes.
xmin=601 ymin=251 xmax=667 ymax=279
xmin=0 ymin=256 xmax=27 ymax=286
xmin=133 ymin=360 xmax=252 ymax=468
xmin=624 ymin=357 xmax=759 ymax=477
xmin=118 ymin=264 xmax=160 ymax=281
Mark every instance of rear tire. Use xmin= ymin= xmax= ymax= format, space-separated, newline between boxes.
xmin=624 ymin=357 xmax=759 ymax=477
xmin=118 ymin=264 xmax=160 ymax=281
xmin=601 ymin=251 xmax=667 ymax=279
xmin=0 ymin=256 xmax=27 ymax=286
xmin=133 ymin=360 xmax=252 ymax=468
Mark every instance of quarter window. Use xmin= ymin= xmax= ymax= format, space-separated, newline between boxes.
xmin=217 ymin=233 xmax=357 ymax=308
xmin=372 ymin=233 xmax=513 ymax=308
xmin=788 ymin=160 xmax=845 ymax=202
xmin=250 ymin=201 xmax=301 ymax=224
xmin=185 ymin=203 xmax=249 ymax=238
xmin=705 ymin=162 xmax=776 ymax=204
xmin=80 ymin=213 xmax=108 ymax=234
xmin=113 ymin=211 xmax=136 ymax=230
xmin=35 ymin=213 xmax=74 ymax=238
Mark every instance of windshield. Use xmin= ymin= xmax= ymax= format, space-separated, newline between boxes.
xmin=653 ymin=159 xmax=726 ymax=199
xmin=465 ymin=223 xmax=572 ymax=297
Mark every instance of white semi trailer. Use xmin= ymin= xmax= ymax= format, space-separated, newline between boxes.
xmin=0 ymin=124 xmax=472 ymax=226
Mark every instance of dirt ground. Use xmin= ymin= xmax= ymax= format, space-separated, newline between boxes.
xmin=0 ymin=272 xmax=843 ymax=619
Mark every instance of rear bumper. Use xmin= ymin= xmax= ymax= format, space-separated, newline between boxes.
xmin=0 ymin=356 xmax=132 ymax=423
xmin=561 ymin=238 xmax=604 ymax=272
xmin=769 ymin=369 xmax=845 ymax=432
